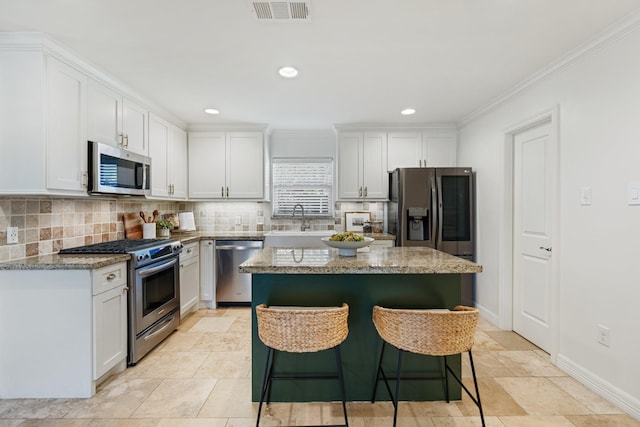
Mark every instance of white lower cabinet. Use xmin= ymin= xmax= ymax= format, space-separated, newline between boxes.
xmin=0 ymin=262 xmax=128 ymax=398
xmin=199 ymin=239 xmax=215 ymax=308
xmin=180 ymin=242 xmax=200 ymax=318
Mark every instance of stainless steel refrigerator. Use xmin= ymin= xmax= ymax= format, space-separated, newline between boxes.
xmin=387 ymin=167 xmax=475 ymax=304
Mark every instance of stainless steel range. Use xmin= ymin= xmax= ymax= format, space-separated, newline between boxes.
xmin=59 ymin=239 xmax=183 ymax=365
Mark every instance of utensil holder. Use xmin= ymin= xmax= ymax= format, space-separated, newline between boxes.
xmin=143 ymin=223 xmax=156 ymax=239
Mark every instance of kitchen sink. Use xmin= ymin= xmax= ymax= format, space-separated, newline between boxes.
xmin=263 ymin=230 xmax=334 ymax=248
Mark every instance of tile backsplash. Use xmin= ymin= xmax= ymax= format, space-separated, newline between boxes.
xmin=0 ymin=197 xmax=386 ymax=263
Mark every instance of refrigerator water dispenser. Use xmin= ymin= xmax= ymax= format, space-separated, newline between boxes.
xmin=407 ymin=207 xmax=428 ymax=240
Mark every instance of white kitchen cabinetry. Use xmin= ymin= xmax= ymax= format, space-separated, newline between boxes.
xmin=199 ymin=239 xmax=215 ymax=308
xmin=46 ymin=56 xmax=89 ymax=193
xmin=188 ymin=132 xmax=264 ymax=199
xmin=0 ymin=262 xmax=128 ymax=398
xmin=180 ymin=242 xmax=200 ymax=318
xmin=149 ymin=113 xmax=187 ymax=199
xmin=87 ymin=80 xmax=149 ymax=156
xmin=387 ymin=129 xmax=457 ymax=170
xmin=338 ymin=132 xmax=388 ymax=200
xmin=92 ymin=263 xmax=128 ymax=380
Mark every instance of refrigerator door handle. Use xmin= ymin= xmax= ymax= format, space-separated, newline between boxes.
xmin=434 ymin=175 xmax=443 ymax=249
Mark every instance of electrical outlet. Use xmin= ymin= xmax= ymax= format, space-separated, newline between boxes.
xmin=597 ymin=324 xmax=610 ymax=347
xmin=7 ymin=226 xmax=18 ymax=244
xmin=235 ymin=216 xmax=242 ymax=226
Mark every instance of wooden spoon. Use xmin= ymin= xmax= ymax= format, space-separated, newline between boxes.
xmin=152 ymin=210 xmax=159 ymax=223
xmin=140 ymin=211 xmax=147 ymax=223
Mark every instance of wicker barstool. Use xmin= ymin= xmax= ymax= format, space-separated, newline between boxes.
xmin=371 ymin=305 xmax=485 ymax=427
xmin=255 ymin=303 xmax=350 ymax=427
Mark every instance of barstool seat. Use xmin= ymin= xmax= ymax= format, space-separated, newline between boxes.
xmin=371 ymin=305 xmax=485 ymax=427
xmin=255 ymin=303 xmax=350 ymax=427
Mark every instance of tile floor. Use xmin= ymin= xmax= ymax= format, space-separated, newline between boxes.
xmin=1 ymin=307 xmax=638 ymax=427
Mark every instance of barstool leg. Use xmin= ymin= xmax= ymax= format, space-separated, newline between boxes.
xmin=392 ymin=349 xmax=404 ymax=427
xmin=256 ymin=347 xmax=274 ymax=427
xmin=443 ymin=355 xmax=450 ymax=403
xmin=371 ymin=341 xmax=388 ymax=403
xmin=468 ymin=350 xmax=485 ymax=427
xmin=334 ymin=346 xmax=349 ymax=427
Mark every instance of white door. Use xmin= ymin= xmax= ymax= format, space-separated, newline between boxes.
xmin=512 ymin=120 xmax=554 ymax=351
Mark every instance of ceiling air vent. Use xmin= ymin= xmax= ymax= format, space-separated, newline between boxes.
xmin=250 ymin=1 xmax=310 ymax=21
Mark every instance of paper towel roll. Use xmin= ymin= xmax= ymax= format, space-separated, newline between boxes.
xmin=178 ymin=212 xmax=196 ymax=231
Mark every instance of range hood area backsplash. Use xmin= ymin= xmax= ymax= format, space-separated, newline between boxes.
xmin=0 ymin=197 xmax=385 ymax=263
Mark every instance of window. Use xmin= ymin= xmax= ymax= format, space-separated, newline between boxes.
xmin=271 ymin=157 xmax=334 ymax=218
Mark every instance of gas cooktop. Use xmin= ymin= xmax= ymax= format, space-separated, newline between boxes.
xmin=58 ymin=239 xmax=177 ymax=255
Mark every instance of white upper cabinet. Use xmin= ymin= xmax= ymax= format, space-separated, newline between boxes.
xmin=46 ymin=56 xmax=89 ymax=193
xmin=188 ymin=131 xmax=264 ymax=199
xmin=338 ymin=132 xmax=388 ymax=200
xmin=387 ymin=129 xmax=457 ymax=170
xmin=148 ymin=113 xmax=187 ymax=199
xmin=87 ymin=79 xmax=148 ymax=156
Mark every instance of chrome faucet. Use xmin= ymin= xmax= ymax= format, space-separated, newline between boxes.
xmin=292 ymin=204 xmax=310 ymax=232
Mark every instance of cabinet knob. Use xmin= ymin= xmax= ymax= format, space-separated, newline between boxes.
xmin=106 ymin=273 xmax=116 ymax=281
xmin=226 ymin=187 xmax=229 ymax=197
xmin=221 ymin=186 xmax=224 ymax=197
xmin=123 ymin=286 xmax=129 ymax=292
xmin=123 ymin=133 xmax=129 ymax=148
xmin=364 ymin=186 xmax=368 ymax=197
xmin=359 ymin=186 xmax=362 ymax=197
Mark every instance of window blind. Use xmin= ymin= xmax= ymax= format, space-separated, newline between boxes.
xmin=272 ymin=157 xmax=334 ymax=217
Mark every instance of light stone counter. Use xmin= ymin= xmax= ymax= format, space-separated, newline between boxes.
xmin=0 ymin=253 xmax=131 ymax=270
xmin=240 ymin=246 xmax=482 ymax=275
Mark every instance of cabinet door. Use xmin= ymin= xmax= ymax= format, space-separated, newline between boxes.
xmin=338 ymin=132 xmax=363 ymax=199
xmin=46 ymin=56 xmax=88 ymax=193
xmin=87 ymin=79 xmax=122 ymax=147
xmin=188 ymin=132 xmax=227 ymax=198
xmin=424 ymin=133 xmax=457 ymax=167
xmin=169 ymin=125 xmax=188 ymax=199
xmin=362 ymin=132 xmax=388 ymax=199
xmin=122 ymin=98 xmax=148 ymax=156
xmin=387 ymin=132 xmax=422 ymax=170
xmin=93 ymin=285 xmax=127 ymax=379
xmin=227 ymin=132 xmax=263 ymax=198
xmin=180 ymin=244 xmax=200 ymax=317
xmin=148 ymin=113 xmax=170 ymax=197
xmin=199 ymin=240 xmax=215 ymax=302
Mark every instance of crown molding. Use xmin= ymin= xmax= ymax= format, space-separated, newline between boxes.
xmin=333 ymin=122 xmax=457 ymax=132
xmin=458 ymin=8 xmax=640 ymax=128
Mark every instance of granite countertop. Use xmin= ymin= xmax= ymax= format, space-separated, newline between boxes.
xmin=0 ymin=253 xmax=131 ymax=271
xmin=239 ymin=246 xmax=482 ymax=275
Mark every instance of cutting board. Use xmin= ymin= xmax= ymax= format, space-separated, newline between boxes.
xmin=123 ymin=212 xmax=144 ymax=239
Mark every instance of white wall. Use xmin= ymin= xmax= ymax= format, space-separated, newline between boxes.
xmin=458 ymin=23 xmax=640 ymax=415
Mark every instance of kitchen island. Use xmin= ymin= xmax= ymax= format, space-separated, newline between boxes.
xmin=239 ymin=246 xmax=482 ymax=402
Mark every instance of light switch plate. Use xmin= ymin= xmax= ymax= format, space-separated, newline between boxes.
xmin=628 ymin=182 xmax=640 ymax=205
xmin=580 ymin=187 xmax=591 ymax=206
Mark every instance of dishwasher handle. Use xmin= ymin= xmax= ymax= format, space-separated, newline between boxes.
xmin=216 ymin=245 xmax=261 ymax=251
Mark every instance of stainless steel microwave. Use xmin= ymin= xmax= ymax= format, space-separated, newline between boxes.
xmin=88 ymin=141 xmax=151 ymax=196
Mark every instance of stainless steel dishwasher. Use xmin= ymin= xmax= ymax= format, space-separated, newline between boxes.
xmin=215 ymin=240 xmax=263 ymax=305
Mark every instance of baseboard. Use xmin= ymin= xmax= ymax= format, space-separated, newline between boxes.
xmin=474 ymin=302 xmax=499 ymax=328
xmin=556 ymin=354 xmax=640 ymax=421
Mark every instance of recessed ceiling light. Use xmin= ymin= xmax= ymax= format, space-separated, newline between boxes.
xmin=204 ymin=108 xmax=219 ymax=115
xmin=401 ymin=108 xmax=416 ymax=115
xmin=278 ymin=66 xmax=299 ymax=78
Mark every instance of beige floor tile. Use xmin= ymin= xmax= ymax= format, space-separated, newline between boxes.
xmin=0 ymin=398 xmax=75 ymax=419
xmin=482 ymin=332 xmax=538 ymax=351
xmin=346 ymin=402 xmax=396 ymax=418
xmin=0 ymin=420 xmax=24 ymax=427
xmin=192 ymin=332 xmax=252 ymax=352
xmin=116 ymin=351 xmax=162 ymax=379
xmin=225 ymin=418 xmax=259 ymax=427
xmin=158 ymin=331 xmax=205 ymax=352
xmin=430 ymin=416 xmax=504 ymax=426
xmin=198 ymin=379 xmax=255 ymax=418
xmin=194 ymin=351 xmax=251 ymax=379
xmin=222 ymin=307 xmax=252 ymax=319
xmin=190 ymin=317 xmax=237 ymax=333
xmin=456 ymin=378 xmax=526 ymax=417
xmin=566 ymin=414 xmax=640 ymax=426
xmin=360 ymin=416 xmax=436 ymax=427
xmin=137 ymin=351 xmax=210 ymax=379
xmin=177 ymin=314 xmax=203 ymax=332
xmin=131 ymin=378 xmax=217 ymax=418
xmin=64 ymin=378 xmax=162 ymax=419
xmin=408 ymin=401 xmax=463 ymax=417
xmin=498 ymin=415 xmax=576 ymax=426
xmin=472 ymin=332 xmax=507 ymax=352
xmin=228 ymin=316 xmax=253 ymax=334
xmin=87 ymin=420 xmax=160 ymax=426
xmin=11 ymin=421 xmax=92 ymax=427
xmin=490 ymin=351 xmax=565 ymax=377
xmin=156 ymin=417 xmax=228 ymax=427
xmin=461 ymin=351 xmax=515 ymax=379
xmin=494 ymin=377 xmax=591 ymax=416
xmin=548 ymin=377 xmax=625 ymax=415
xmin=476 ymin=317 xmax=502 ymax=332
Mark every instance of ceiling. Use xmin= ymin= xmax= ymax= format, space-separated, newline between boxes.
xmin=1 ymin=0 xmax=640 ymax=130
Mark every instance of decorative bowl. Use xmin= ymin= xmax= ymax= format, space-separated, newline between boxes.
xmin=320 ymin=236 xmax=374 ymax=256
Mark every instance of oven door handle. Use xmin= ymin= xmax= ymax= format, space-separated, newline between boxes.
xmin=143 ymin=315 xmax=175 ymax=342
xmin=138 ymin=259 xmax=177 ymax=277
